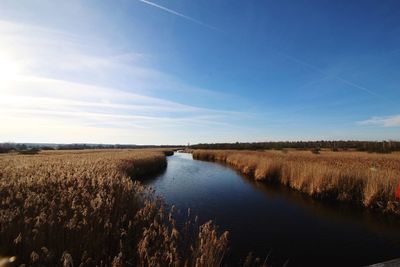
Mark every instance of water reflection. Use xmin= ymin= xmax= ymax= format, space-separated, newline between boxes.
xmin=147 ymin=152 xmax=400 ymax=266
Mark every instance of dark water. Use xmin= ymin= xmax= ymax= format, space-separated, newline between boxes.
xmin=144 ymin=152 xmax=400 ymax=267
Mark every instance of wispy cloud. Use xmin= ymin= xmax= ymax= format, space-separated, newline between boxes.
xmin=0 ymin=74 xmax=250 ymax=143
xmin=137 ymin=0 xmax=219 ymax=31
xmin=358 ymin=115 xmax=400 ymax=127
xmin=0 ymin=20 xmax=250 ymax=143
xmin=0 ymin=20 xmax=230 ymax=96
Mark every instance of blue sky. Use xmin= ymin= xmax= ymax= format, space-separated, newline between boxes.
xmin=0 ymin=0 xmax=399 ymax=144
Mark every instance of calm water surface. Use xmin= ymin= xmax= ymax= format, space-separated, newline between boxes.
xmin=144 ymin=152 xmax=400 ymax=266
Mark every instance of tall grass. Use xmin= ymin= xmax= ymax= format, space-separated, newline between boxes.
xmin=0 ymin=149 xmax=228 ymax=266
xmin=193 ymin=149 xmax=400 ymax=215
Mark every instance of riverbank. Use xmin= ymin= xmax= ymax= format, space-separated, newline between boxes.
xmin=0 ymin=149 xmax=228 ymax=266
xmin=193 ymin=149 xmax=400 ymax=216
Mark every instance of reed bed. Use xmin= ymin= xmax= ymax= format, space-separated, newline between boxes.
xmin=193 ymin=149 xmax=400 ymax=215
xmin=0 ymin=149 xmax=228 ymax=267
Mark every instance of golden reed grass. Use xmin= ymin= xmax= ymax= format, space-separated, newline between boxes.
xmin=0 ymin=149 xmax=228 ymax=267
xmin=193 ymin=149 xmax=400 ymax=215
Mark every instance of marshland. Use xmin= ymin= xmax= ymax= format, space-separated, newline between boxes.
xmin=147 ymin=150 xmax=400 ymax=266
xmin=2 ymin=1 xmax=400 ymax=266
xmin=192 ymin=149 xmax=400 ymax=215
xmin=2 ymin=147 xmax=400 ymax=266
xmin=0 ymin=149 xmax=228 ymax=267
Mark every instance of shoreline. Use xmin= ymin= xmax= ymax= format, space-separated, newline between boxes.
xmin=193 ymin=149 xmax=400 ymax=217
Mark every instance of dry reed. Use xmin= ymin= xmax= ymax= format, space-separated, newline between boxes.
xmin=0 ymin=149 xmax=228 ymax=266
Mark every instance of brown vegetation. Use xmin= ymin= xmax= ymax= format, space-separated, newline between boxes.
xmin=193 ymin=149 xmax=400 ymax=215
xmin=0 ymin=149 xmax=228 ymax=266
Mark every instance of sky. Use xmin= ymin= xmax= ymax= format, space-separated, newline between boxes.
xmin=0 ymin=0 xmax=399 ymax=144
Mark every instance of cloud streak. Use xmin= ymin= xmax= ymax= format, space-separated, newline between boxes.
xmin=0 ymin=19 xmax=251 ymax=144
xmin=0 ymin=75 xmax=249 ymax=143
xmin=137 ymin=0 xmax=219 ymax=31
xmin=358 ymin=115 xmax=400 ymax=127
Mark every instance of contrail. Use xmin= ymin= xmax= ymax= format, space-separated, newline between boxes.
xmin=335 ymin=77 xmax=383 ymax=99
xmin=138 ymin=0 xmax=383 ymax=100
xmin=137 ymin=0 xmax=218 ymax=31
xmin=274 ymin=49 xmax=387 ymax=101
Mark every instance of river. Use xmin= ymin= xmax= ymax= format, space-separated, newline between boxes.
xmin=144 ymin=152 xmax=400 ymax=266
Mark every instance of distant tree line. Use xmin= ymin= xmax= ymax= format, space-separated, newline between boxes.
xmin=54 ymin=144 xmax=182 ymax=150
xmin=190 ymin=141 xmax=400 ymax=153
xmin=0 ymin=143 xmax=183 ymax=154
xmin=0 ymin=143 xmax=36 ymax=154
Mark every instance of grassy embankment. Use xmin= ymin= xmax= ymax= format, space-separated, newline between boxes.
xmin=0 ymin=149 xmax=228 ymax=267
xmin=193 ymin=149 xmax=400 ymax=215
